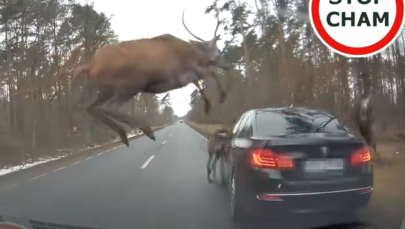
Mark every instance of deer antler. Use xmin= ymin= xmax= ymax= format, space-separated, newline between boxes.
xmin=182 ymin=9 xmax=204 ymax=42
xmin=213 ymin=11 xmax=221 ymax=38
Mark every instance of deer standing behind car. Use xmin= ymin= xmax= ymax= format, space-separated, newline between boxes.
xmin=354 ymin=95 xmax=381 ymax=163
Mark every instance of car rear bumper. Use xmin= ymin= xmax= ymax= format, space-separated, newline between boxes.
xmin=246 ymin=186 xmax=373 ymax=215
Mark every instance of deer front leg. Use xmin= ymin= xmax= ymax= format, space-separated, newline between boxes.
xmin=217 ymin=62 xmax=232 ymax=71
xmin=201 ymin=68 xmax=227 ymax=104
xmin=209 ymin=57 xmax=232 ymax=71
xmin=193 ymin=80 xmax=211 ymax=114
xmin=210 ymin=70 xmax=227 ymax=104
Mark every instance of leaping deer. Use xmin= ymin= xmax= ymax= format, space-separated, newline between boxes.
xmin=71 ymin=9 xmax=231 ymax=147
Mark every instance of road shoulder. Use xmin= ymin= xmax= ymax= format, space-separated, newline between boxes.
xmin=0 ymin=126 xmax=168 ymax=191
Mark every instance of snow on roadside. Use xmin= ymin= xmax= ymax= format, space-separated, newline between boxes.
xmin=0 ymin=131 xmax=142 ymax=177
xmin=0 ymin=155 xmax=69 ymax=176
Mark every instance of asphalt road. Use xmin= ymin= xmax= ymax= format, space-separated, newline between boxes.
xmin=0 ymin=122 xmax=404 ymax=229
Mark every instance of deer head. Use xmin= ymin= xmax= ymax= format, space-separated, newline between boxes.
xmin=182 ymin=9 xmax=230 ymax=70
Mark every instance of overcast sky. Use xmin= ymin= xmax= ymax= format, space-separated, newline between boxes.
xmin=91 ymin=0 xmax=229 ymax=117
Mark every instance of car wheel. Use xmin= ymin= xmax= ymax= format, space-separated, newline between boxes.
xmin=230 ymin=171 xmax=247 ymax=223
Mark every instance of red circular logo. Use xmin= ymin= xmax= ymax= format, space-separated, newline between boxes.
xmin=309 ymin=0 xmax=405 ymax=57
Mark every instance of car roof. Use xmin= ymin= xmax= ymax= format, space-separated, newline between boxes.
xmin=249 ymin=107 xmax=331 ymax=115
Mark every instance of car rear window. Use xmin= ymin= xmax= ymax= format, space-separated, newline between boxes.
xmin=255 ymin=110 xmax=349 ymax=136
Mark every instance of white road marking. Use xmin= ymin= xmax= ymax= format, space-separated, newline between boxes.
xmin=162 ymin=140 xmax=166 ymax=145
xmin=97 ymin=153 xmax=103 ymax=156
xmin=0 ymin=127 xmax=169 ymax=180
xmin=85 ymin=156 xmax=92 ymax=160
xmin=400 ymin=215 xmax=405 ymax=229
xmin=71 ymin=161 xmax=81 ymax=166
xmin=141 ymin=155 xmax=155 ymax=169
xmin=53 ymin=166 xmax=66 ymax=172
xmin=30 ymin=174 xmax=46 ymax=181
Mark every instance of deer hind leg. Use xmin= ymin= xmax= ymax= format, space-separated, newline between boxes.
xmin=101 ymin=92 xmax=156 ymax=141
xmin=194 ymin=67 xmax=227 ymax=108
xmin=85 ymin=87 xmax=130 ymax=147
xmin=196 ymin=67 xmax=228 ymax=104
xmin=193 ymin=81 xmax=212 ymax=114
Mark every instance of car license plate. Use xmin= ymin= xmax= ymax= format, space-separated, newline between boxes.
xmin=304 ymin=159 xmax=344 ymax=173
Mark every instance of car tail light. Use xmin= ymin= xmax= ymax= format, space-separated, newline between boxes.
xmin=251 ymin=149 xmax=294 ymax=169
xmin=357 ymin=186 xmax=373 ymax=194
xmin=350 ymin=146 xmax=371 ymax=165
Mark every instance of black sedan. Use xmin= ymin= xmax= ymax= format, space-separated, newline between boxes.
xmin=226 ymin=107 xmax=373 ymax=222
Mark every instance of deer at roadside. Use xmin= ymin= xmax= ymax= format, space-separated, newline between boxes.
xmin=354 ymin=95 xmax=381 ymax=164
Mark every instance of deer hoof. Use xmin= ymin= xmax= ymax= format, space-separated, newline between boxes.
xmin=147 ymin=132 xmax=156 ymax=141
xmin=120 ymin=134 xmax=129 ymax=147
